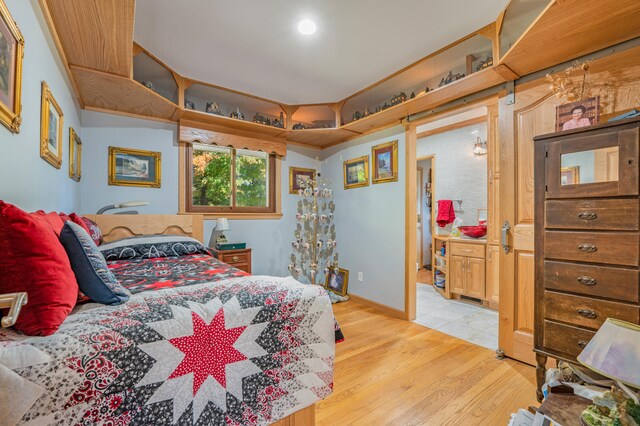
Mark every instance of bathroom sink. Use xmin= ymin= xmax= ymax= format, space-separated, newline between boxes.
xmin=458 ymin=225 xmax=487 ymax=238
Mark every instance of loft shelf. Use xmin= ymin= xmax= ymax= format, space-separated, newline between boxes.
xmin=286 ymin=128 xmax=361 ymax=147
xmin=498 ymin=0 xmax=640 ymax=77
xmin=133 ymin=48 xmax=179 ymax=104
xmin=179 ymin=109 xmax=287 ymax=138
xmin=71 ymin=65 xmax=178 ymax=122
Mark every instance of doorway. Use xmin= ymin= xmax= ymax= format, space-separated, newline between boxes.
xmin=416 ymin=155 xmax=434 ymax=285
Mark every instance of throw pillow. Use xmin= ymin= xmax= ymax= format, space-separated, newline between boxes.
xmin=81 ymin=216 xmax=104 ymax=246
xmin=59 ymin=221 xmax=129 ymax=305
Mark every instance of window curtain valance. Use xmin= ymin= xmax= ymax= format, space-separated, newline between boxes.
xmin=179 ymin=121 xmax=287 ymax=157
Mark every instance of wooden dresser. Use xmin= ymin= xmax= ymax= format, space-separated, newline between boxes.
xmin=533 ymin=117 xmax=640 ymax=401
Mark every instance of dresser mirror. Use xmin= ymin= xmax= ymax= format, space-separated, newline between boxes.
xmin=560 ymin=147 xmax=619 ymax=186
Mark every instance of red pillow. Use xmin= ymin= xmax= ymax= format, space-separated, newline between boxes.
xmin=0 ymin=202 xmax=78 ymax=336
xmin=80 ymin=216 xmax=103 ymax=246
xmin=31 ymin=210 xmax=65 ymax=236
xmin=68 ymin=213 xmax=92 ymax=235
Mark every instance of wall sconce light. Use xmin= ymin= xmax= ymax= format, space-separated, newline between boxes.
xmin=473 ymin=136 xmax=487 ymax=156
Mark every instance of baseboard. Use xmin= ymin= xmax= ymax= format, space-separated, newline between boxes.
xmin=347 ymin=294 xmax=406 ymax=320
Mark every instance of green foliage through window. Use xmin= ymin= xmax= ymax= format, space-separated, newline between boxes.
xmin=191 ymin=145 xmax=270 ymax=209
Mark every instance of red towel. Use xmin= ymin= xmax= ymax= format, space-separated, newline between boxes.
xmin=436 ymin=200 xmax=456 ymax=228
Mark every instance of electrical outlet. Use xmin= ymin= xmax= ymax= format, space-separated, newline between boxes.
xmin=357 ymin=272 xmax=363 ymax=282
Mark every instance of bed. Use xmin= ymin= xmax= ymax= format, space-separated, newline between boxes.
xmin=0 ymin=214 xmax=339 ymax=426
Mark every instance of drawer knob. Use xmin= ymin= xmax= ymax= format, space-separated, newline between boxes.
xmin=231 ymin=256 xmax=240 ymax=262
xmin=577 ymin=276 xmax=597 ymax=286
xmin=577 ymin=309 xmax=597 ymax=319
xmin=577 ymin=340 xmax=589 ymax=348
xmin=578 ymin=211 xmax=598 ymax=221
xmin=578 ymin=244 xmax=597 ymax=253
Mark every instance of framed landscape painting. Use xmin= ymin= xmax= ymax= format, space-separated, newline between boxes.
xmin=109 ymin=146 xmax=161 ymax=188
xmin=372 ymin=140 xmax=398 ymax=184
xmin=343 ymin=155 xmax=369 ymax=189
xmin=40 ymin=81 xmax=63 ymax=168
xmin=0 ymin=0 xmax=24 ymax=133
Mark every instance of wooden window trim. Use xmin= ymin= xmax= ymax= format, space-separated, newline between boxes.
xmin=183 ymin=143 xmax=278 ymax=215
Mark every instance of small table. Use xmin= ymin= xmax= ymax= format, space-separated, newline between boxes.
xmin=533 ymin=393 xmax=591 ymax=426
xmin=210 ymin=247 xmax=252 ymax=274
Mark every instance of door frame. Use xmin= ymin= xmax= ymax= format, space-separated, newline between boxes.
xmin=404 ymin=97 xmax=498 ymax=321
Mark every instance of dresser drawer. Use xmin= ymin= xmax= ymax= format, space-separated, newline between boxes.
xmin=545 ymin=199 xmax=640 ymax=231
xmin=545 ymin=231 xmax=640 ymax=266
xmin=220 ymin=252 xmax=249 ymax=264
xmin=544 ymin=291 xmax=639 ymax=330
xmin=544 ymin=261 xmax=639 ymax=303
xmin=543 ymin=320 xmax=595 ymax=360
xmin=450 ymin=242 xmax=485 ymax=259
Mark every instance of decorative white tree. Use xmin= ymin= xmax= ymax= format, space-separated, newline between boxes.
xmin=288 ymin=171 xmax=338 ymax=286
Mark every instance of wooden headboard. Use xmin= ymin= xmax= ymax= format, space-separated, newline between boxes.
xmin=83 ymin=214 xmax=204 ymax=244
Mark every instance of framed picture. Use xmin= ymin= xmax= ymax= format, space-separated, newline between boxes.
xmin=69 ymin=127 xmax=82 ymax=181
xmin=0 ymin=0 xmax=24 ymax=133
xmin=556 ymin=96 xmax=599 ymax=132
xmin=325 ymin=267 xmax=349 ymax=297
xmin=343 ymin=155 xmax=369 ymax=189
xmin=289 ymin=166 xmax=315 ymax=194
xmin=109 ymin=146 xmax=161 ymax=188
xmin=372 ymin=140 xmax=398 ymax=184
xmin=40 ymin=81 xmax=63 ymax=168
xmin=561 ymin=166 xmax=580 ymax=185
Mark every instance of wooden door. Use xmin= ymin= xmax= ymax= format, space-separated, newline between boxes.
xmin=498 ymin=47 xmax=640 ymax=366
xmin=485 ymin=245 xmax=500 ymax=305
xmin=450 ymin=255 xmax=466 ymax=294
xmin=466 ymin=257 xmax=486 ymax=299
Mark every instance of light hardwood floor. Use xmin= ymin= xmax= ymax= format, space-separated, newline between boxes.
xmin=317 ymin=300 xmax=537 ymax=425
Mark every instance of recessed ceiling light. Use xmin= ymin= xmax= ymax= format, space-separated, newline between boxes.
xmin=297 ymin=19 xmax=317 ymax=35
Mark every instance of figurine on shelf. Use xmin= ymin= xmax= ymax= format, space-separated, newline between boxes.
xmin=252 ymin=113 xmax=268 ymax=125
xmin=439 ymin=71 xmax=465 ymax=87
xmin=424 ymin=86 xmax=431 ymax=94
xmin=293 ymin=123 xmax=306 ymax=130
xmin=381 ymin=102 xmax=390 ymax=110
xmin=363 ymin=107 xmax=371 ymax=118
xmin=184 ymin=99 xmax=195 ymax=110
xmin=476 ymin=56 xmax=494 ymax=71
xmin=390 ymin=92 xmax=407 ymax=106
xmin=229 ymin=107 xmax=244 ymax=120
xmin=206 ymin=101 xmax=222 ymax=115
xmin=352 ymin=111 xmax=362 ymax=122
xmin=142 ymin=81 xmax=156 ymax=92
xmin=410 ymin=92 xmax=416 ymax=99
xmin=272 ymin=111 xmax=285 ymax=128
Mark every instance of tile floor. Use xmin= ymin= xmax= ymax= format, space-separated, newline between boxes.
xmin=413 ymin=283 xmax=498 ymax=351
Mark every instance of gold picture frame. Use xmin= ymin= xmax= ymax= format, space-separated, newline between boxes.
xmin=0 ymin=0 xmax=24 ymax=133
xmin=343 ymin=155 xmax=369 ymax=189
xmin=372 ymin=140 xmax=398 ymax=184
xmin=289 ymin=166 xmax=315 ymax=194
xmin=325 ymin=267 xmax=349 ymax=297
xmin=69 ymin=127 xmax=82 ymax=181
xmin=109 ymin=146 xmax=161 ymax=188
xmin=561 ymin=166 xmax=580 ymax=186
xmin=40 ymin=81 xmax=63 ymax=168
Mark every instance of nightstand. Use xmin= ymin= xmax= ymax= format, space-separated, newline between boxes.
xmin=211 ymin=247 xmax=252 ymax=274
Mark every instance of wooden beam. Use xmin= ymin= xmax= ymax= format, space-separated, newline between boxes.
xmin=179 ymin=123 xmax=287 ymax=157
xmin=416 ymin=116 xmax=487 ymax=139
xmin=404 ymin=125 xmax=417 ymax=321
xmin=43 ymin=0 xmax=135 ymax=77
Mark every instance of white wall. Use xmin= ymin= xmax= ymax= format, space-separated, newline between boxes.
xmin=79 ymin=109 xmax=318 ymax=277
xmin=0 ymin=0 xmax=82 ymax=212
xmin=320 ymin=126 xmax=406 ymax=311
xmin=417 ymin=123 xmax=487 ymax=234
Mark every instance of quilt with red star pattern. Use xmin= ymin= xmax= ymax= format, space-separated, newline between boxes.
xmin=0 ymin=275 xmax=336 ymax=425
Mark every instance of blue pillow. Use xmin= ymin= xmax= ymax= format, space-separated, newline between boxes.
xmin=60 ymin=221 xmax=130 ymax=305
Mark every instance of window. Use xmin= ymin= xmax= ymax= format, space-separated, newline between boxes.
xmin=186 ymin=144 xmax=276 ymax=213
